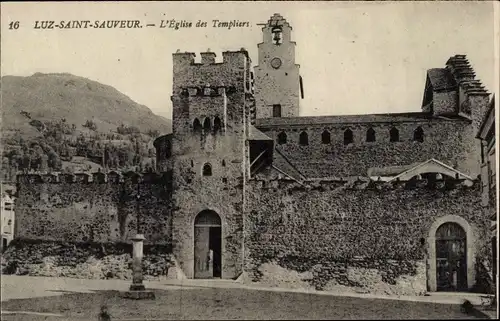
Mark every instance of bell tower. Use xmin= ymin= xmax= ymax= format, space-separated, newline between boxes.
xmin=254 ymin=13 xmax=303 ymax=119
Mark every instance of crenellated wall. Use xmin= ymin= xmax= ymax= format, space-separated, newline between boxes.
xmin=15 ymin=171 xmax=172 ymax=245
xmin=243 ymin=176 xmax=492 ymax=294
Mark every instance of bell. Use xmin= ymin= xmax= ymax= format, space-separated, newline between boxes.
xmin=273 ymin=32 xmax=282 ymax=44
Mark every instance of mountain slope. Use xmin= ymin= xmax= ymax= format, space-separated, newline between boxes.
xmin=1 ymin=73 xmax=172 ymax=138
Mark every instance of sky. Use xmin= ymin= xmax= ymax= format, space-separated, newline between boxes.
xmin=1 ymin=1 xmax=497 ymax=119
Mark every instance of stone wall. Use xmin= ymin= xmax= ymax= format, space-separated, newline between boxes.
xmin=257 ymin=118 xmax=480 ymax=178
xmin=244 ymin=177 xmax=491 ymax=295
xmin=1 ymin=239 xmax=174 ymax=280
xmin=15 ymin=172 xmax=172 ymax=245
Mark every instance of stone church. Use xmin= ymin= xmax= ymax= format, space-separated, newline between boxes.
xmin=153 ymin=13 xmax=492 ymax=293
xmin=12 ymin=14 xmax=494 ymax=295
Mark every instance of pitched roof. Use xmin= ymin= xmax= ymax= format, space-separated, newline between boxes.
xmin=367 ymin=163 xmax=420 ymax=177
xmin=272 ymin=147 xmax=306 ymax=181
xmin=248 ymin=124 xmax=273 ymax=141
xmin=386 ymin=158 xmax=473 ymax=183
xmin=427 ymin=68 xmax=457 ymax=91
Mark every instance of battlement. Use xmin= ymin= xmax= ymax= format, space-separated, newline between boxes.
xmin=172 ymin=50 xmax=250 ymax=67
xmin=172 ymin=50 xmax=252 ymax=97
xmin=251 ymin=175 xmax=478 ymax=192
xmin=16 ymin=170 xmax=171 ymax=184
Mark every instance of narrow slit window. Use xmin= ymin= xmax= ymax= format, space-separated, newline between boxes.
xmin=214 ymin=116 xmax=222 ymax=133
xmin=193 ymin=118 xmax=202 ymax=132
xmin=203 ymin=118 xmax=211 ymax=131
xmin=202 ymin=163 xmax=212 ymax=176
xmin=273 ymin=104 xmax=282 ymax=117
xmin=344 ymin=129 xmax=353 ymax=145
xmin=390 ymin=127 xmax=399 ymax=142
xmin=413 ymin=127 xmax=424 ymax=143
xmin=321 ymin=130 xmax=331 ymax=144
xmin=299 ymin=131 xmax=309 ymax=146
xmin=277 ymin=132 xmax=287 ymax=145
xmin=366 ymin=128 xmax=376 ymax=142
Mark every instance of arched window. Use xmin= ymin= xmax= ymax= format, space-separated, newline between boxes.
xmin=366 ymin=127 xmax=376 ymax=142
xmin=343 ymin=129 xmax=353 ymax=145
xmin=390 ymin=127 xmax=399 ymax=142
xmin=414 ymin=126 xmax=424 ymax=143
xmin=321 ymin=130 xmax=331 ymax=144
xmin=299 ymin=131 xmax=309 ymax=146
xmin=203 ymin=118 xmax=211 ymax=131
xmin=222 ymin=160 xmax=226 ymax=167
xmin=213 ymin=116 xmax=222 ymax=133
xmin=193 ymin=118 xmax=202 ymax=132
xmin=277 ymin=132 xmax=287 ymax=145
xmin=202 ymin=163 xmax=212 ymax=176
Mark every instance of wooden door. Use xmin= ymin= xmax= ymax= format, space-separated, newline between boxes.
xmin=194 ymin=225 xmax=211 ymax=279
xmin=436 ymin=223 xmax=467 ymax=291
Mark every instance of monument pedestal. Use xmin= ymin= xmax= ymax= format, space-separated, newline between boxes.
xmin=121 ymin=234 xmax=156 ymax=300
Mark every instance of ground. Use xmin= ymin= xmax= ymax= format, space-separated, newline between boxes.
xmin=1 ymin=276 xmax=496 ymax=320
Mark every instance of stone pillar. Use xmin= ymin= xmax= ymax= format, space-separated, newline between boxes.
xmin=130 ymin=234 xmax=146 ymax=291
xmin=121 ymin=234 xmax=154 ymax=299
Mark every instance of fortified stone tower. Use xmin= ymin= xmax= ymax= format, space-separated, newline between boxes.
xmin=254 ymin=13 xmax=303 ymax=119
xmin=170 ymin=50 xmax=252 ymax=279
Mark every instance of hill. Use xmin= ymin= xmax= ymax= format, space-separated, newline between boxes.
xmin=1 ymin=73 xmax=172 ymax=179
xmin=1 ymin=73 xmax=171 ymax=139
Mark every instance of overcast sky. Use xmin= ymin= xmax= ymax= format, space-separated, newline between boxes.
xmin=1 ymin=1 xmax=497 ymax=119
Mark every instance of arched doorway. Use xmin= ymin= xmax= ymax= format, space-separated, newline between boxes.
xmin=435 ymin=222 xmax=467 ymax=291
xmin=194 ymin=210 xmax=222 ymax=279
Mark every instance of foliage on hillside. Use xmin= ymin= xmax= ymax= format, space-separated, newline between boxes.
xmin=1 ymin=73 xmax=171 ymax=181
xmin=2 ymin=115 xmax=160 ymax=180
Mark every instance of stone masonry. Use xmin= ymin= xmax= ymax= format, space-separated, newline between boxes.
xmin=7 ymin=14 xmax=494 ymax=296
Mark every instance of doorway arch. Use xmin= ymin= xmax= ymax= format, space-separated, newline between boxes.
xmin=194 ymin=210 xmax=222 ymax=279
xmin=435 ymin=222 xmax=467 ymax=291
xmin=426 ymin=215 xmax=476 ymax=292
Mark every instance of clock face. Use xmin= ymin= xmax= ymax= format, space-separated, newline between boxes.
xmin=271 ymin=57 xmax=282 ymax=69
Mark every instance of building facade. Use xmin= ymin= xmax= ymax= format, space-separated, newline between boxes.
xmin=153 ymin=14 xmax=493 ymax=292
xmin=477 ymin=95 xmax=497 ymax=287
xmin=11 ymin=14 xmax=495 ymax=295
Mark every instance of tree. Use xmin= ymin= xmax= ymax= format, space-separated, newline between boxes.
xmin=48 ymin=150 xmax=62 ymax=170
xmin=83 ymin=119 xmax=97 ymax=131
xmin=39 ymin=154 xmax=49 ymax=172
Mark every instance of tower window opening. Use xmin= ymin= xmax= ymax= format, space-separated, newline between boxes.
xmin=203 ymin=118 xmax=211 ymax=131
xmin=222 ymin=160 xmax=226 ymax=167
xmin=272 ymin=27 xmax=283 ymax=45
xmin=273 ymin=104 xmax=282 ymax=117
xmin=202 ymin=163 xmax=212 ymax=176
xmin=390 ymin=127 xmax=399 ymax=142
xmin=277 ymin=132 xmax=287 ymax=145
xmin=366 ymin=127 xmax=376 ymax=142
xmin=214 ymin=116 xmax=222 ymax=133
xmin=193 ymin=118 xmax=202 ymax=132
xmin=413 ymin=126 xmax=424 ymax=143
xmin=321 ymin=130 xmax=331 ymax=144
xmin=344 ymin=129 xmax=353 ymax=145
xmin=299 ymin=131 xmax=309 ymax=146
